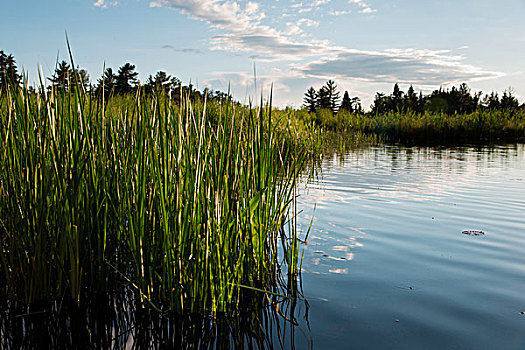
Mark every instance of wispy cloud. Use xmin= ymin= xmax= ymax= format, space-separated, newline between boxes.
xmin=150 ymin=0 xmax=265 ymax=32
xmin=150 ymin=0 xmax=339 ymax=61
xmin=295 ymin=49 xmax=504 ymax=85
xmin=329 ymin=10 xmax=351 ymax=16
xmin=151 ymin=0 xmax=503 ymax=100
xmin=348 ymin=0 xmax=376 ymax=14
xmin=93 ymin=0 xmax=118 ymax=8
xmin=162 ymin=45 xmax=203 ymax=54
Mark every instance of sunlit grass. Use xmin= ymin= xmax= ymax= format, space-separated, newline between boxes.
xmin=0 ymin=75 xmax=308 ymax=315
xmin=334 ymin=109 xmax=525 ymax=144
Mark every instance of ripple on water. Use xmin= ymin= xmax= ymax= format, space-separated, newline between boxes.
xmin=297 ymin=144 xmax=525 ymax=350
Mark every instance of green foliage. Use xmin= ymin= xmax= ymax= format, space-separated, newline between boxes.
xmin=48 ymin=60 xmax=90 ymax=92
xmin=303 ymin=86 xmax=317 ymax=113
xmin=329 ymin=109 xmax=525 ymax=145
xmin=0 ymin=50 xmax=21 ymax=88
xmin=0 ymin=80 xmax=307 ymax=314
xmin=115 ymin=62 xmax=138 ymax=93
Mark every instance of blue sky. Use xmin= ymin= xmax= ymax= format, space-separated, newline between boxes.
xmin=2 ymin=0 xmax=524 ymax=108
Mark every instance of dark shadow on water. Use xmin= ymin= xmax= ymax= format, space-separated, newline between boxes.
xmin=0 ymin=288 xmax=311 ymax=349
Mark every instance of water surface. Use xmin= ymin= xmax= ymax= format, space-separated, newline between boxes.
xmin=293 ymin=144 xmax=525 ymax=349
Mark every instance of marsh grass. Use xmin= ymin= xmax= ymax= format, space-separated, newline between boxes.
xmin=0 ymin=68 xmax=308 ymax=316
xmin=335 ymin=109 xmax=525 ymax=145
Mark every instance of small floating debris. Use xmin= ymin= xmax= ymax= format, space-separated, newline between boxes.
xmin=520 ymin=311 xmax=525 ymax=315
xmin=462 ymin=230 xmax=485 ymax=236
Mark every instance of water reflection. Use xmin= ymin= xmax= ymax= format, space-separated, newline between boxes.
xmin=297 ymin=144 xmax=525 ymax=349
xmin=1 ymin=289 xmax=311 ymax=349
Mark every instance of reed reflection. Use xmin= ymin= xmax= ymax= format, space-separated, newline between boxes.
xmin=0 ymin=286 xmax=311 ymax=349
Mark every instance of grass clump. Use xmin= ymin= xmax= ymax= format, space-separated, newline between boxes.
xmin=0 ymin=76 xmax=307 ymax=315
xmin=331 ymin=109 xmax=525 ymax=145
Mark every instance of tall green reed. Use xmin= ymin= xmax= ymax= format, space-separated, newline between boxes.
xmin=0 ymin=71 xmax=306 ymax=314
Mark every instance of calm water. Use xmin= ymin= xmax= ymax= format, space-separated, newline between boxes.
xmin=292 ymin=144 xmax=525 ymax=349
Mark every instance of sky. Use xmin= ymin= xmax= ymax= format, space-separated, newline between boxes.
xmin=2 ymin=0 xmax=525 ymax=108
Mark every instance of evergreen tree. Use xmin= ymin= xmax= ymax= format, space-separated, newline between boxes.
xmin=169 ymin=76 xmax=182 ymax=97
xmin=78 ymin=68 xmax=90 ymax=91
xmin=371 ymin=92 xmax=389 ymax=115
xmin=483 ymin=92 xmax=500 ymax=110
xmin=457 ymin=83 xmax=477 ymax=113
xmin=96 ymin=67 xmax=117 ymax=97
xmin=340 ymin=91 xmax=352 ymax=112
xmin=145 ymin=71 xmax=171 ymax=93
xmin=49 ymin=60 xmax=71 ymax=91
xmin=391 ymin=83 xmax=404 ymax=111
xmin=325 ymin=80 xmax=340 ymax=113
xmin=0 ymin=50 xmax=21 ymax=88
xmin=303 ymin=86 xmax=318 ymax=113
xmin=417 ymin=91 xmax=425 ymax=114
xmin=500 ymin=88 xmax=519 ymax=110
xmin=405 ymin=85 xmax=418 ymax=111
xmin=116 ymin=63 xmax=138 ymax=94
xmin=351 ymin=96 xmax=363 ymax=113
xmin=317 ymin=86 xmax=331 ymax=110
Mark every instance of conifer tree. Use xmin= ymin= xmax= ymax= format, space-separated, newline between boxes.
xmin=326 ymin=80 xmax=340 ymax=113
xmin=0 ymin=50 xmax=21 ymax=88
xmin=340 ymin=91 xmax=352 ymax=112
xmin=116 ymin=63 xmax=138 ymax=94
xmin=303 ymin=86 xmax=318 ymax=112
xmin=317 ymin=85 xmax=331 ymax=110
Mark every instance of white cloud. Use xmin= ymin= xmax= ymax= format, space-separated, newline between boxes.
xmin=151 ymin=0 xmax=337 ymax=61
xmin=150 ymin=0 xmax=265 ymax=32
xmin=348 ymin=0 xmax=376 ymax=14
xmin=295 ymin=48 xmax=504 ymax=85
xmin=329 ymin=10 xmax=351 ymax=16
xmin=152 ymin=0 xmax=503 ymax=102
xmin=93 ymin=0 xmax=118 ymax=8
xmin=284 ymin=18 xmax=319 ymax=36
xmin=313 ymin=0 xmax=332 ymax=5
xmin=94 ymin=0 xmax=106 ymax=8
xmin=298 ymin=18 xmax=320 ymax=27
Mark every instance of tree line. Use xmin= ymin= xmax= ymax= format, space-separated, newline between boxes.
xmin=371 ymin=83 xmax=521 ymax=114
xmin=0 ymin=50 xmax=230 ymax=103
xmin=303 ymin=80 xmax=363 ymax=114
xmin=305 ymin=80 xmax=523 ymax=115
xmin=2 ymin=49 xmax=523 ymax=113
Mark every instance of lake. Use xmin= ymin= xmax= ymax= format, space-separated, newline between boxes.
xmin=2 ymin=144 xmax=524 ymax=349
xmin=291 ymin=144 xmax=525 ymax=349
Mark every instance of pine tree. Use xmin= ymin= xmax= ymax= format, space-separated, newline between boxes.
xmin=392 ymin=83 xmax=403 ymax=111
xmin=340 ymin=91 xmax=352 ymax=112
xmin=371 ymin=92 xmax=389 ymax=115
xmin=78 ymin=68 xmax=90 ymax=91
xmin=317 ymin=86 xmax=331 ymax=110
xmin=351 ymin=97 xmax=363 ymax=113
xmin=0 ymin=51 xmax=21 ymax=88
xmin=405 ymin=85 xmax=418 ymax=111
xmin=48 ymin=61 xmax=72 ymax=91
xmin=501 ymin=88 xmax=519 ymax=110
xmin=96 ymin=67 xmax=117 ymax=97
xmin=303 ymin=87 xmax=318 ymax=112
xmin=116 ymin=63 xmax=138 ymax=94
xmin=145 ymin=71 xmax=171 ymax=93
xmin=325 ymin=80 xmax=340 ymax=113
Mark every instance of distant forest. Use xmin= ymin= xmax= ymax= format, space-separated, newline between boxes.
xmin=0 ymin=50 xmax=229 ymax=103
xmin=1 ymin=50 xmax=523 ymax=114
xmin=305 ymin=80 xmax=523 ymax=115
